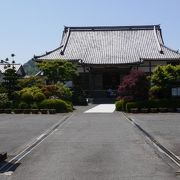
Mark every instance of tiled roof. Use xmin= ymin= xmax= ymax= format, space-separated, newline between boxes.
xmin=35 ymin=25 xmax=180 ymax=64
xmin=0 ymin=64 xmax=23 ymax=73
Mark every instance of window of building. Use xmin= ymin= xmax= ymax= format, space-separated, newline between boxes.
xmin=171 ymin=87 xmax=180 ymax=96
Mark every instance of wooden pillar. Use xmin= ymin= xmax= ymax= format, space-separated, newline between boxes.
xmin=149 ymin=61 xmax=152 ymax=75
xmin=88 ymin=69 xmax=94 ymax=97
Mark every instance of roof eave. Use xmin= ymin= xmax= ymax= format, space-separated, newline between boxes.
xmin=142 ymin=58 xmax=180 ymax=61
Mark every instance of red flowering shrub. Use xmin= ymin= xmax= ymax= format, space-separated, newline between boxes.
xmin=118 ymin=70 xmax=149 ymax=101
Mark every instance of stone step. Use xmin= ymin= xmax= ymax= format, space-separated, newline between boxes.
xmin=92 ymin=98 xmax=116 ymax=104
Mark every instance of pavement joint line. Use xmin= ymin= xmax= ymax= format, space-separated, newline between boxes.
xmin=0 ymin=113 xmax=73 ymax=174
xmin=122 ymin=112 xmax=180 ymax=171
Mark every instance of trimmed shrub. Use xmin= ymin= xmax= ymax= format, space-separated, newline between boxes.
xmin=41 ymin=84 xmax=72 ymax=101
xmin=20 ymin=86 xmax=42 ymax=96
xmin=115 ymin=100 xmax=125 ymax=111
xmin=0 ymin=93 xmax=9 ymax=108
xmin=125 ymin=99 xmax=180 ymax=112
xmin=40 ymin=99 xmax=73 ymax=113
xmin=126 ymin=102 xmax=139 ymax=112
xmin=18 ymin=76 xmax=45 ymax=89
xmin=149 ymin=86 xmax=163 ymax=99
xmin=31 ymin=102 xmax=39 ymax=109
xmin=21 ymin=92 xmax=33 ymax=104
xmin=18 ymin=102 xmax=29 ymax=109
xmin=33 ymin=93 xmax=46 ymax=102
xmin=57 ymin=84 xmax=72 ymax=101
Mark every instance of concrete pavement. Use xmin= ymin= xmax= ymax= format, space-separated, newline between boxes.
xmin=127 ymin=113 xmax=180 ymax=160
xmin=1 ymin=106 xmax=178 ymax=180
xmin=0 ymin=114 xmax=67 ymax=155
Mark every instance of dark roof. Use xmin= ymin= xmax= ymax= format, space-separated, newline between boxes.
xmin=0 ymin=63 xmax=24 ymax=74
xmin=35 ymin=25 xmax=180 ymax=64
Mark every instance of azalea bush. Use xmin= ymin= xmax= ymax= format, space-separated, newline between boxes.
xmin=41 ymin=84 xmax=72 ymax=101
xmin=118 ymin=70 xmax=149 ymax=101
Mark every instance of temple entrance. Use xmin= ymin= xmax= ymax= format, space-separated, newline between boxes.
xmin=103 ymin=72 xmax=120 ymax=90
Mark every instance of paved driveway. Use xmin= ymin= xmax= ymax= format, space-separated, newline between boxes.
xmin=0 ymin=114 xmax=67 ymax=154
xmin=1 ymin=105 xmax=178 ymax=180
xmin=128 ymin=113 xmax=180 ymax=156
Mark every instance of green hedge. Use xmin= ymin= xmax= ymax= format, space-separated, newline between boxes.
xmin=40 ymin=99 xmax=73 ymax=113
xmin=125 ymin=99 xmax=180 ymax=112
xmin=126 ymin=102 xmax=139 ymax=112
xmin=115 ymin=100 xmax=125 ymax=111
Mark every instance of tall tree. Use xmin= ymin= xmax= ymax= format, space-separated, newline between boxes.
xmin=37 ymin=60 xmax=77 ymax=84
xmin=2 ymin=68 xmax=18 ymax=99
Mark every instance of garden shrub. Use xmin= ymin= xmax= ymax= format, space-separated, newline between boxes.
xmin=115 ymin=100 xmax=125 ymax=111
xmin=20 ymin=86 xmax=42 ymax=96
xmin=149 ymin=86 xmax=163 ymax=99
xmin=41 ymin=84 xmax=72 ymax=101
xmin=21 ymin=92 xmax=33 ymax=104
xmin=126 ymin=101 xmax=150 ymax=112
xmin=0 ymin=93 xmax=9 ymax=108
xmin=18 ymin=76 xmax=45 ymax=89
xmin=31 ymin=102 xmax=38 ymax=109
xmin=33 ymin=92 xmax=46 ymax=102
xmin=118 ymin=70 xmax=149 ymax=101
xmin=126 ymin=102 xmax=139 ymax=112
xmin=125 ymin=99 xmax=180 ymax=112
xmin=0 ymin=93 xmax=13 ymax=109
xmin=41 ymin=85 xmax=59 ymax=98
xmin=18 ymin=101 xmax=29 ymax=109
xmin=40 ymin=99 xmax=73 ymax=113
xmin=0 ymin=85 xmax=7 ymax=93
xmin=57 ymin=83 xmax=72 ymax=101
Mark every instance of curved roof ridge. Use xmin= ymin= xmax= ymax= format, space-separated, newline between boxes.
xmin=34 ymin=46 xmax=63 ymax=60
xmin=161 ymin=43 xmax=180 ymax=54
xmin=64 ymin=25 xmax=160 ymax=31
xmin=154 ymin=26 xmax=163 ymax=53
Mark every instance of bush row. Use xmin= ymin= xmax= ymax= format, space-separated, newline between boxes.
xmin=127 ymin=107 xmax=180 ymax=113
xmin=116 ymin=99 xmax=180 ymax=112
xmin=0 ymin=99 xmax=73 ymax=113
xmin=0 ymin=109 xmax=56 ymax=114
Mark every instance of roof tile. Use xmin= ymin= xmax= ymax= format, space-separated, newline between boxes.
xmin=36 ymin=25 xmax=180 ymax=64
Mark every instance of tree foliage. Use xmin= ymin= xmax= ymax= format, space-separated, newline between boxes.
xmin=118 ymin=70 xmax=149 ymax=101
xmin=150 ymin=64 xmax=180 ymax=98
xmin=37 ymin=60 xmax=77 ymax=84
xmin=18 ymin=76 xmax=45 ymax=89
xmin=2 ymin=68 xmax=19 ymax=99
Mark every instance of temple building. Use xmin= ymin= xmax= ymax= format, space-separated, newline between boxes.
xmin=35 ymin=25 xmax=180 ymax=97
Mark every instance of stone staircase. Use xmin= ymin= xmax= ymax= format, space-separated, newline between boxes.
xmin=90 ymin=98 xmax=116 ymax=104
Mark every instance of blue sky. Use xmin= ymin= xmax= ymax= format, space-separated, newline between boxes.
xmin=0 ymin=0 xmax=180 ymax=64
